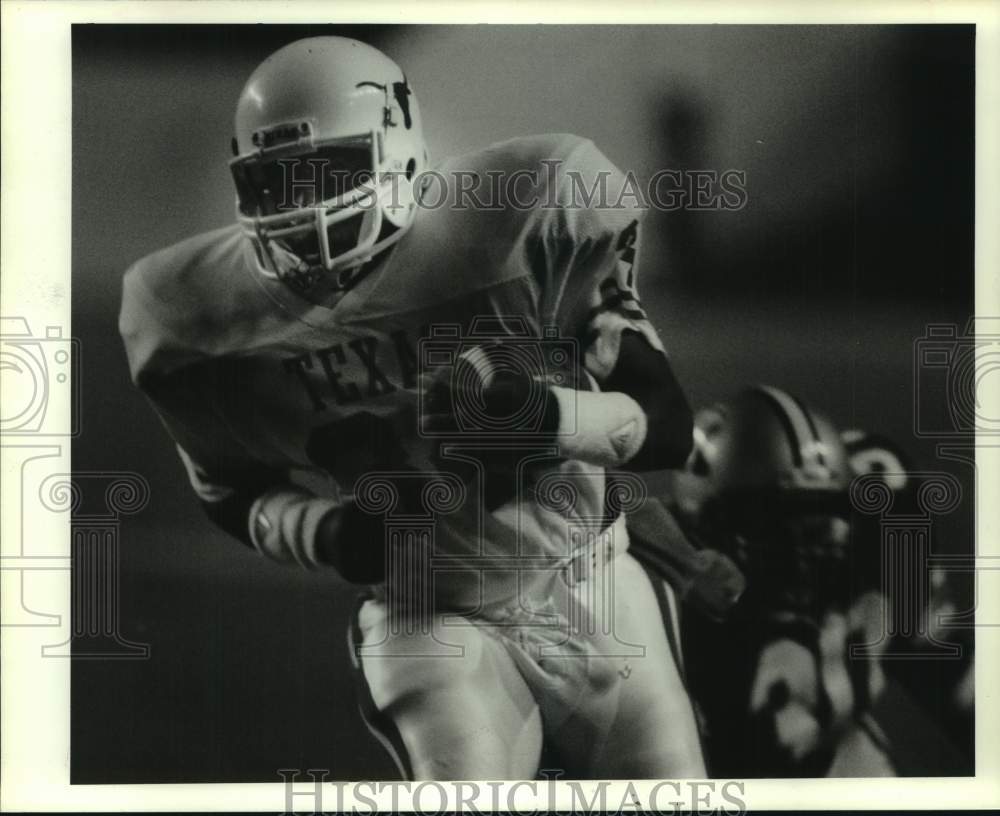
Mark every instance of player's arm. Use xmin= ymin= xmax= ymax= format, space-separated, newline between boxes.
xmin=207 ymin=477 xmax=407 ymax=583
xmin=426 ymin=142 xmax=693 ymax=471
xmin=438 ymin=265 xmax=692 ymax=472
xmin=134 ymin=367 xmax=400 ymax=583
xmin=456 ymin=330 xmax=692 ymax=470
xmin=120 ymin=265 xmax=399 ymax=584
xmin=544 ymin=140 xmax=693 ymax=471
xmin=170 ymin=418 xmax=401 ymax=585
xmin=552 ymin=328 xmax=693 ymax=471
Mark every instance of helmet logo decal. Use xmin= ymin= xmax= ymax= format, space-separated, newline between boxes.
xmin=393 ymin=78 xmax=413 ymax=129
xmin=355 ymin=77 xmax=413 ymax=130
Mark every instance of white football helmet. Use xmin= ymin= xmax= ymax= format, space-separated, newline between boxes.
xmin=230 ymin=36 xmax=427 ymax=291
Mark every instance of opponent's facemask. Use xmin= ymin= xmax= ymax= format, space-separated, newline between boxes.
xmin=230 ymin=36 xmax=427 ymax=292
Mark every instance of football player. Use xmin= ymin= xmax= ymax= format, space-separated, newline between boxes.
xmin=648 ymin=386 xmax=968 ymax=776
xmin=119 ymin=36 xmax=704 ymax=779
xmin=648 ymin=386 xmax=891 ymax=776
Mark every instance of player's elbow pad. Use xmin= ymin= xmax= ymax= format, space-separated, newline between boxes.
xmin=550 ymin=386 xmax=649 ymax=467
xmin=548 ymin=384 xmax=692 ymax=470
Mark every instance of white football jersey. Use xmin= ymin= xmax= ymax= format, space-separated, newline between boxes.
xmin=120 ymin=133 xmax=665 ymax=607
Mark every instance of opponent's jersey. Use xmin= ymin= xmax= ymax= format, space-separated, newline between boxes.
xmin=120 ymin=133 xmax=665 ymax=606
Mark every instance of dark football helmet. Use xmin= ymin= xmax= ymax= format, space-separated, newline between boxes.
xmin=670 ymin=385 xmax=854 ymax=618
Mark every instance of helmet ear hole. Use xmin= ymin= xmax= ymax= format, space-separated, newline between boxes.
xmin=231 ymin=137 xmax=239 ymax=157
xmin=405 ymin=158 xmax=416 ymax=180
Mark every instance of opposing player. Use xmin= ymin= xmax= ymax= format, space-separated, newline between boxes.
xmin=119 ymin=37 xmax=704 ymax=779
xmin=650 ymin=386 xmax=889 ymax=775
xmin=648 ymin=386 xmax=969 ymax=776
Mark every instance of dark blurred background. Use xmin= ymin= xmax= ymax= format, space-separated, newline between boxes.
xmin=71 ymin=24 xmax=974 ymax=782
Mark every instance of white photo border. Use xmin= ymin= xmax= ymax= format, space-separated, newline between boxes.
xmin=2 ymin=0 xmax=998 ymax=811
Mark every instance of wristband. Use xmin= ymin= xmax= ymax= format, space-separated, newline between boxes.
xmin=248 ymin=486 xmax=342 ymax=569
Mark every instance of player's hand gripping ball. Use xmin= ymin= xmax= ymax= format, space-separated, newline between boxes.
xmin=419 ymin=341 xmax=584 ymax=510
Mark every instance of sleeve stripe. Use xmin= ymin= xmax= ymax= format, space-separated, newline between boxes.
xmin=590 ymin=306 xmax=647 ymax=322
xmin=597 ymin=278 xmax=641 ymax=303
xmin=582 ymin=306 xmax=651 ymax=349
xmin=586 ymin=293 xmax=647 ymax=324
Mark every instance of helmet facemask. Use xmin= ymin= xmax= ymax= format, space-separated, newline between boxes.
xmin=231 ymin=128 xmax=415 ymax=294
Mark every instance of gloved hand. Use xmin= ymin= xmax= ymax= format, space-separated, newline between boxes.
xmin=627 ymin=496 xmax=746 ymax=622
xmin=419 ymin=345 xmax=563 ymax=511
